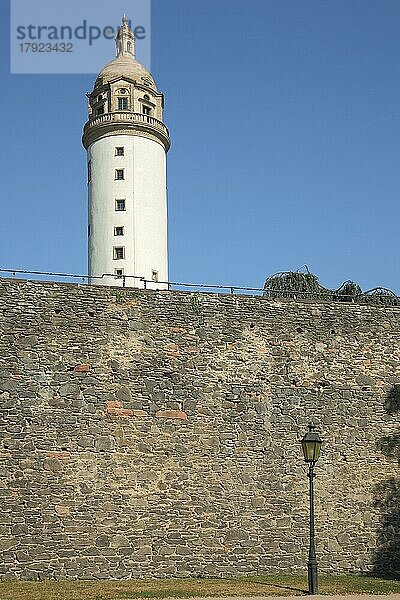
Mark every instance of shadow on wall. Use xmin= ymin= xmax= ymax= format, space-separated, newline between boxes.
xmin=372 ymin=384 xmax=400 ymax=576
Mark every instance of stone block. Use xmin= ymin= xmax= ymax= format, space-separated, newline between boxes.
xmin=77 ymin=435 xmax=94 ymax=448
xmin=59 ymin=384 xmax=81 ymax=398
xmin=95 ymin=435 xmax=115 ymax=451
xmin=116 ymin=386 xmax=132 ymax=402
xmin=251 ymin=496 xmax=265 ymax=508
xmin=55 ymin=506 xmax=70 ymax=517
xmin=155 ymin=410 xmax=187 ymax=420
xmin=43 ymin=458 xmax=63 ymax=472
xmin=111 ymin=535 xmax=130 ymax=548
xmin=95 ymin=535 xmax=110 ymax=548
xmin=16 ymin=551 xmax=30 ymax=562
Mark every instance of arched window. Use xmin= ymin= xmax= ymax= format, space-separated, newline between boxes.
xmin=127 ymin=41 xmax=132 ymax=52
xmin=142 ymin=95 xmax=152 ymax=117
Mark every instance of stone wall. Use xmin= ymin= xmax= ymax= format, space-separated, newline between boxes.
xmin=0 ymin=278 xmax=399 ymax=580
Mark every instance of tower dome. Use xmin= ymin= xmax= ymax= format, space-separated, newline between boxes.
xmin=95 ymin=56 xmax=157 ymax=90
xmin=82 ymin=16 xmax=170 ymax=289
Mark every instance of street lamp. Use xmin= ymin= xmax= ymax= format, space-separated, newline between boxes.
xmin=301 ymin=423 xmax=323 ymax=595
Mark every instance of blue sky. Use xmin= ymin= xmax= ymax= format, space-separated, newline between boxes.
xmin=1 ymin=0 xmax=400 ymax=292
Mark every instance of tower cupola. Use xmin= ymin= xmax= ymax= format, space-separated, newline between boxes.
xmin=115 ymin=15 xmax=135 ymax=57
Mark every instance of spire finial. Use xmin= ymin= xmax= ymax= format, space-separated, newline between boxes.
xmin=115 ymin=15 xmax=135 ymax=58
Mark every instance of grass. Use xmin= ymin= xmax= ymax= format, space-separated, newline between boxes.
xmin=1 ymin=575 xmax=400 ymax=600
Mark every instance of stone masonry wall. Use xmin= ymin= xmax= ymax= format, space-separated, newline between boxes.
xmin=0 ymin=278 xmax=400 ymax=580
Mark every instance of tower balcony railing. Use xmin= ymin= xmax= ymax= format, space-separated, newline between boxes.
xmin=85 ymin=111 xmax=169 ymax=138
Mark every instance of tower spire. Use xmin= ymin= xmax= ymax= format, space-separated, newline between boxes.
xmin=115 ymin=15 xmax=135 ymax=58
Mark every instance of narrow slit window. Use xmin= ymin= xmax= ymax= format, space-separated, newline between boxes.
xmin=115 ymin=169 xmax=124 ymax=180
xmin=114 ymin=226 xmax=124 ymax=236
xmin=88 ymin=160 xmax=91 ymax=182
xmin=152 ymin=270 xmax=159 ymax=282
xmin=115 ymin=147 xmax=124 ymax=156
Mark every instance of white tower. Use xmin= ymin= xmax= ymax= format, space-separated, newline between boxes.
xmin=82 ymin=16 xmax=170 ymax=288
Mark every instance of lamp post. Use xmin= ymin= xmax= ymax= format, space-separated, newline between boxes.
xmin=301 ymin=423 xmax=322 ymax=595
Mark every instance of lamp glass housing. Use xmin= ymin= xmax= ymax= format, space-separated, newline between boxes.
xmin=301 ymin=424 xmax=322 ymax=463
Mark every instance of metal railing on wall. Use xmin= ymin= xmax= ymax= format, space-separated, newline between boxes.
xmin=0 ymin=268 xmax=399 ymax=306
xmin=0 ymin=268 xmax=264 ymax=296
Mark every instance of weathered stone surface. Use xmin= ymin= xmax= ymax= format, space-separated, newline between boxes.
xmin=155 ymin=410 xmax=187 ymax=420
xmin=77 ymin=436 xmax=94 ymax=448
xmin=94 ymin=436 xmax=115 ymax=451
xmin=59 ymin=384 xmax=80 ymax=398
xmin=95 ymin=535 xmax=110 ymax=548
xmin=251 ymin=496 xmax=266 ymax=508
xmin=54 ymin=506 xmax=70 ymax=517
xmin=0 ymin=278 xmax=399 ymax=580
xmin=116 ymin=387 xmax=132 ymax=402
xmin=43 ymin=459 xmax=63 ymax=472
xmin=111 ymin=535 xmax=130 ymax=548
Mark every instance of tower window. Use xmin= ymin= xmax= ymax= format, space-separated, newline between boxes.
xmin=127 ymin=42 xmax=132 ymax=52
xmin=113 ymin=247 xmax=125 ymax=260
xmin=88 ymin=160 xmax=91 ymax=183
xmin=118 ymin=97 xmax=128 ymax=110
xmin=152 ymin=270 xmax=159 ymax=283
xmin=115 ymin=169 xmax=124 ymax=180
xmin=88 ymin=224 xmax=91 ymax=236
xmin=114 ymin=226 xmax=124 ymax=236
xmin=115 ymin=147 xmax=124 ymax=156
xmin=115 ymin=199 xmax=126 ymax=211
xmin=96 ymin=105 xmax=104 ymax=115
xmin=115 ymin=268 xmax=124 ymax=279
xmin=142 ymin=105 xmax=151 ymax=116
